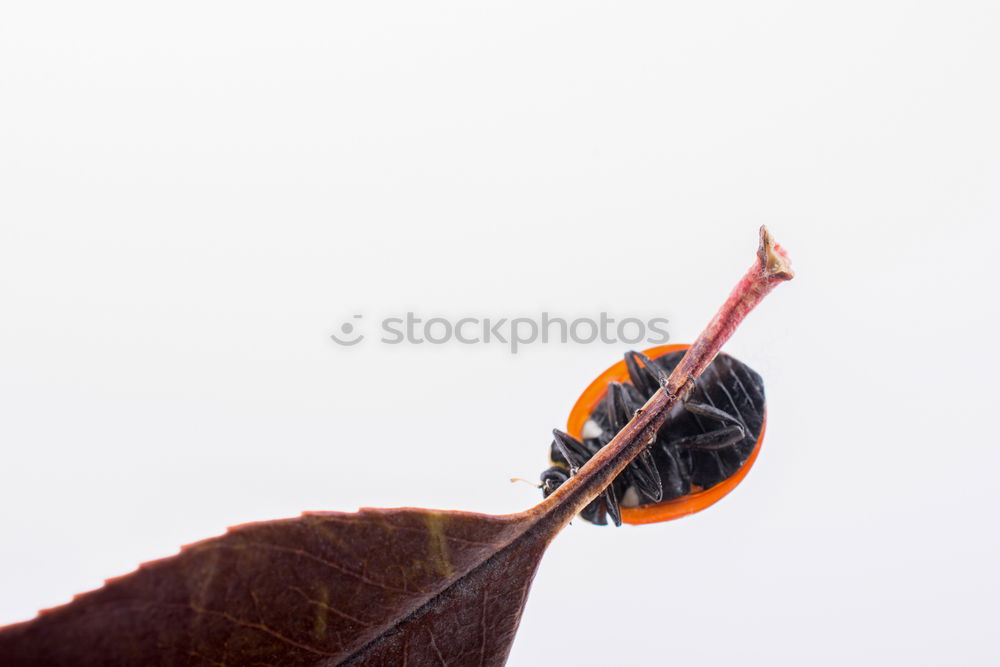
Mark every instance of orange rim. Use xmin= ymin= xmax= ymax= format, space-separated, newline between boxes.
xmin=565 ymin=344 xmax=765 ymax=525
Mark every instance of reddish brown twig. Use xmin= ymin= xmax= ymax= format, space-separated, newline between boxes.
xmin=530 ymin=226 xmax=794 ymax=530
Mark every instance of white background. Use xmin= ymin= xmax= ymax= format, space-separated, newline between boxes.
xmin=2 ymin=3 xmax=998 ymax=665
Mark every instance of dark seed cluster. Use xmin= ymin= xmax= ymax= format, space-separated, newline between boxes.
xmin=540 ymin=350 xmax=765 ymax=526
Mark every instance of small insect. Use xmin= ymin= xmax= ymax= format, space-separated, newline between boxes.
xmin=540 ymin=344 xmax=766 ymax=526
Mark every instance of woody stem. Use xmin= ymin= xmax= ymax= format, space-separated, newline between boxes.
xmin=530 ymin=226 xmax=794 ymax=530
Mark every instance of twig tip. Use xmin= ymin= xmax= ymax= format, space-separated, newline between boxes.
xmin=758 ymin=226 xmax=795 ymax=281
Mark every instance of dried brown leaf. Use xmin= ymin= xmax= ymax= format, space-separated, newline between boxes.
xmin=0 ymin=508 xmax=553 ymax=666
